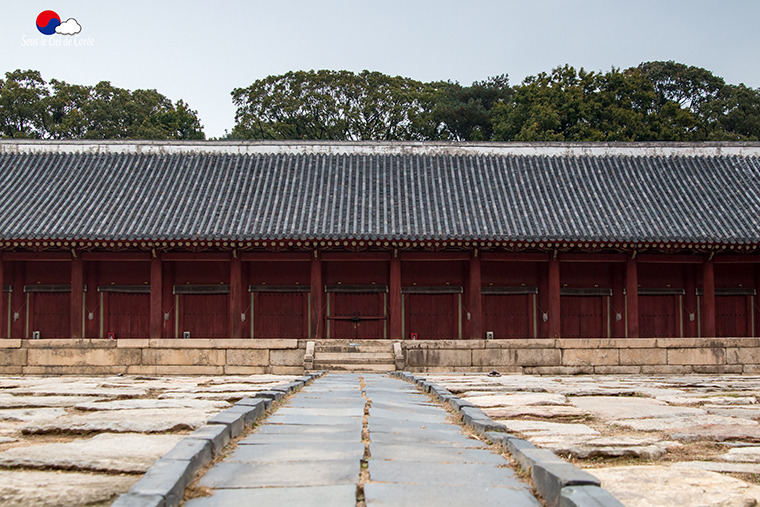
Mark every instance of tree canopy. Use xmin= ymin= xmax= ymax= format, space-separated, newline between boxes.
xmin=0 ymin=70 xmax=204 ymax=140
xmin=231 ymin=62 xmax=760 ymax=142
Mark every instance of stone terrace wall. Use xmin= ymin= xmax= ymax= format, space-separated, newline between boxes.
xmin=402 ymin=338 xmax=760 ymax=374
xmin=0 ymin=339 xmax=305 ymax=375
xmin=1 ymin=337 xmax=759 ymax=375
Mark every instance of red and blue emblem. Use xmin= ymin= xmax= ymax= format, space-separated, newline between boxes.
xmin=36 ymin=10 xmax=61 ymax=35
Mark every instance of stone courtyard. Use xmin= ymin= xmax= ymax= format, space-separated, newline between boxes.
xmin=0 ymin=374 xmax=297 ymax=506
xmin=0 ymin=373 xmax=758 ymax=506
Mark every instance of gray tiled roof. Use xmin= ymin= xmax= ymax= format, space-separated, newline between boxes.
xmin=0 ymin=151 xmax=758 ymax=244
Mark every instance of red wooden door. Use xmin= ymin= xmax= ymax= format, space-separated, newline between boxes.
xmin=640 ymin=295 xmax=679 ymax=338
xmin=181 ymin=294 xmax=229 ymax=338
xmin=1 ymin=291 xmax=8 ymax=338
xmin=716 ymin=295 xmax=749 ymax=337
xmin=405 ymin=293 xmax=459 ymax=339
xmin=253 ymin=292 xmax=308 ymax=338
xmin=483 ymin=294 xmax=532 ymax=338
xmin=30 ymin=292 xmax=70 ymax=339
xmin=560 ymin=296 xmax=604 ymax=338
xmin=104 ymin=293 xmax=149 ymax=339
xmin=330 ymin=293 xmax=385 ymax=339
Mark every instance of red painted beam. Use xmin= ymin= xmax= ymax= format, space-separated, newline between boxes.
xmin=389 ymin=255 xmax=402 ymax=340
xmin=0 ymin=255 xmax=4 ymax=339
xmin=162 ymin=252 xmax=230 ymax=261
xmin=713 ymin=255 xmax=760 ymax=264
xmin=71 ymin=256 xmax=83 ymax=339
xmin=702 ymin=258 xmax=716 ymax=337
xmin=150 ymin=255 xmax=162 ymax=339
xmin=480 ymin=252 xmax=549 ymax=262
xmin=3 ymin=252 xmax=69 ymax=261
xmin=81 ymin=253 xmax=151 ymax=261
xmin=321 ymin=252 xmax=392 ymax=262
xmin=241 ymin=252 xmax=310 ymax=262
xmin=638 ymin=254 xmax=703 ymax=264
xmin=230 ymin=256 xmax=242 ymax=339
xmin=400 ymin=252 xmax=469 ymax=261
xmin=561 ymin=253 xmax=627 ymax=263
xmin=548 ymin=257 xmax=560 ymax=339
xmin=310 ymin=253 xmax=322 ymax=339
xmin=469 ymin=253 xmax=482 ymax=339
xmin=626 ymin=256 xmax=639 ymax=338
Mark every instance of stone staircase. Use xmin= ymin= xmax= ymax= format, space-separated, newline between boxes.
xmin=304 ymin=340 xmax=404 ymax=372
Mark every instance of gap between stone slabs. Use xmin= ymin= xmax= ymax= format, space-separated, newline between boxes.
xmin=111 ymin=372 xmax=325 ymax=507
xmin=390 ymin=371 xmax=624 ymax=507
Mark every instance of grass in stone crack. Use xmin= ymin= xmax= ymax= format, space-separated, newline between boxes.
xmin=181 ymin=390 xmax=296 ymax=503
xmin=356 ymin=375 xmax=371 ymax=507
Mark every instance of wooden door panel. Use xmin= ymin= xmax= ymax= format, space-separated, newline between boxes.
xmin=104 ymin=293 xmax=149 ymax=339
xmin=254 ymin=292 xmax=307 ymax=339
xmin=30 ymin=293 xmax=70 ymax=339
xmin=405 ymin=294 xmax=458 ymax=340
xmin=330 ymin=293 xmax=384 ymax=339
xmin=181 ymin=294 xmax=229 ymax=338
xmin=483 ymin=294 xmax=531 ymax=338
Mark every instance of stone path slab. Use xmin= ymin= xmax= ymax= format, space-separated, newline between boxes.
xmin=570 ymin=396 xmax=706 ymax=420
xmin=0 ymin=433 xmax=184 ymax=473
xmin=189 ymin=373 xmax=541 ymax=506
xmin=21 ymin=408 xmax=216 ymax=434
xmin=0 ymin=470 xmax=138 ymax=507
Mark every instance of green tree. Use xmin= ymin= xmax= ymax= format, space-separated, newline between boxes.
xmin=0 ymin=70 xmax=49 ymax=138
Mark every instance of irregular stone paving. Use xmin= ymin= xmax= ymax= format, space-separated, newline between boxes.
xmin=0 ymin=374 xmax=297 ymax=506
xmin=188 ymin=373 xmax=541 ymax=506
xmin=427 ymin=373 xmax=760 ymax=506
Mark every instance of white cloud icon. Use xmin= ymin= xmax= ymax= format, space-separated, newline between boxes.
xmin=55 ymin=18 xmax=82 ymax=35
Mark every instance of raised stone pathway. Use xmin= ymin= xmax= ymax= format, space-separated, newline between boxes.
xmin=187 ymin=373 xmax=540 ymax=506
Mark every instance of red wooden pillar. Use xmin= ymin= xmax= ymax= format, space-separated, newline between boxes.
xmin=85 ymin=262 xmax=99 ymax=338
xmin=162 ymin=261 xmax=173 ymax=338
xmin=230 ymin=255 xmax=242 ymax=339
xmin=11 ymin=263 xmax=24 ymax=339
xmin=310 ymin=252 xmax=322 ymax=339
xmin=389 ymin=252 xmax=402 ymax=340
xmin=702 ymin=257 xmax=716 ymax=337
xmin=150 ymin=254 xmax=162 ymax=339
xmin=548 ymin=255 xmax=560 ymax=339
xmin=0 ymin=254 xmax=4 ymax=339
xmin=469 ymin=251 xmax=482 ymax=339
xmin=626 ymin=255 xmax=639 ymax=338
xmin=611 ymin=264 xmax=626 ymax=338
xmin=755 ymin=265 xmax=760 ymax=338
xmin=71 ymin=254 xmax=83 ymax=339
xmin=683 ymin=265 xmax=697 ymax=337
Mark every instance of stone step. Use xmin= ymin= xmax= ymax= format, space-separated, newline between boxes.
xmin=312 ymin=363 xmax=396 ymax=372
xmin=314 ymin=345 xmax=393 ymax=353
xmin=314 ymin=352 xmax=395 ymax=362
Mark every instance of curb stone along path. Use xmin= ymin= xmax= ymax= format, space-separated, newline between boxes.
xmin=390 ymin=372 xmax=624 ymax=507
xmin=179 ymin=373 xmax=541 ymax=506
xmin=112 ymin=374 xmax=320 ymax=507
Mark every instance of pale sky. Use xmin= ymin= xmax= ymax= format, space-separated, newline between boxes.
xmin=2 ymin=1 xmax=759 ymax=138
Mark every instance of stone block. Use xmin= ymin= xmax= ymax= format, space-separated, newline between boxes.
xmin=270 ymin=366 xmax=303 ymax=375
xmin=152 ymin=365 xmax=224 ymax=375
xmin=562 ymin=348 xmax=619 ymax=367
xmin=593 ymin=366 xmax=642 ymax=374
xmin=667 ymin=347 xmax=726 ymax=365
xmin=226 ymin=348 xmax=268 ymax=366
xmin=0 ymin=366 xmax=23 ymax=374
xmin=26 ymin=347 xmax=140 ymax=366
xmin=558 ymin=338 xmax=657 ymax=349
xmin=116 ymin=339 xmax=150 ymax=348
xmin=727 ymin=347 xmax=760 ymax=365
xmin=207 ymin=409 xmax=245 ymax=438
xmin=161 ymin=438 xmax=213 ymax=475
xmin=742 ymin=364 xmax=760 ymax=374
xmin=472 ymin=347 xmax=561 ymax=367
xmin=559 ymin=485 xmax=624 ymax=507
xmin=255 ymin=390 xmax=285 ymax=401
xmin=618 ymin=348 xmax=666 ymax=366
xmin=111 ymin=492 xmax=165 ymax=507
xmin=0 ymin=349 xmax=26 ymax=366
xmin=405 ymin=348 xmax=472 ymax=368
xmin=187 ymin=424 xmax=231 ymax=455
xmin=641 ymin=364 xmax=693 ymax=374
xmin=692 ymin=365 xmax=743 ymax=374
xmin=0 ymin=339 xmax=21 ymax=348
xmin=506 ymin=437 xmax=536 ymax=457
xmin=485 ymin=338 xmax=558 ymax=349
xmin=235 ymin=397 xmax=268 ymax=418
xmin=229 ymin=403 xmax=265 ymax=425
xmin=142 ymin=348 xmax=225 ymax=366
xmin=224 ymin=366 xmax=268 ymax=375
xmin=512 ymin=447 xmax=564 ymax=474
xmin=448 ymin=397 xmax=475 ymax=412
xmin=532 ymin=461 xmax=601 ymax=507
xmin=23 ymin=339 xmax=116 ymax=349
xmin=127 ymin=458 xmax=193 ymax=507
xmin=402 ymin=339 xmax=484 ymax=350
xmin=23 ymin=365 xmax=126 ymax=375
xmin=269 ymin=349 xmax=303 ymax=367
